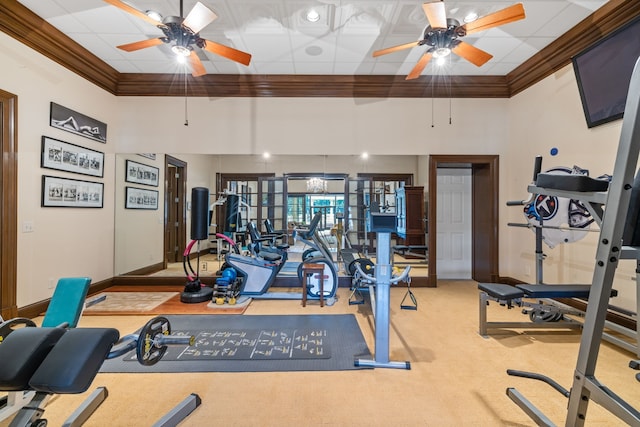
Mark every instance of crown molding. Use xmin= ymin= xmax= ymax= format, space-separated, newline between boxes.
xmin=2 ymin=0 xmax=638 ymax=98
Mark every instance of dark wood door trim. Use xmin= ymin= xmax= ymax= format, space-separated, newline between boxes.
xmin=428 ymin=155 xmax=499 ymax=287
xmin=0 ymin=89 xmax=18 ymax=318
xmin=164 ymin=155 xmax=187 ymax=269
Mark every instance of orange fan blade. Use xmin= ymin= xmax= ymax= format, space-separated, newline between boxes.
xmin=202 ymin=39 xmax=251 ymax=66
xmin=103 ymin=0 xmax=162 ymax=26
xmin=462 ymin=3 xmax=525 ymax=35
xmin=117 ymin=38 xmax=165 ymax=52
xmin=406 ymin=52 xmax=433 ymax=80
xmin=188 ymin=51 xmax=207 ymax=77
xmin=452 ymin=41 xmax=493 ymax=66
xmin=183 ymin=2 xmax=218 ymax=34
xmin=373 ymin=41 xmax=419 ymax=58
xmin=422 ymin=1 xmax=447 ymax=29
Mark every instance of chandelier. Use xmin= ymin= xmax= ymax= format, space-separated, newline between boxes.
xmin=306 ymin=177 xmax=327 ymax=193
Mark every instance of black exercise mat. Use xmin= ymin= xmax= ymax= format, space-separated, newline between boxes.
xmin=100 ymin=314 xmax=371 ymax=372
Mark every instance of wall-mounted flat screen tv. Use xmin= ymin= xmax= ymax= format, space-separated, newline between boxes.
xmin=572 ymin=15 xmax=640 ymax=128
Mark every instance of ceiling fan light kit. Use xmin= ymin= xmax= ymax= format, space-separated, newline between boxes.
xmin=104 ymin=0 xmax=252 ymax=77
xmin=373 ymin=1 xmax=526 ymax=80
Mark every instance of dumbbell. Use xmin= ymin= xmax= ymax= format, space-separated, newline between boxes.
xmin=108 ymin=316 xmax=195 ymax=366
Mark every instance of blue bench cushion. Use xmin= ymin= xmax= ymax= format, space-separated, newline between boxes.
xmin=0 ymin=327 xmax=66 ymax=391
xmin=29 ymin=328 xmax=119 ymax=394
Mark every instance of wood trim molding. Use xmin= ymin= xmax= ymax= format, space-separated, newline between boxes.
xmin=0 ymin=89 xmax=18 ymax=319
xmin=0 ymin=1 xmax=119 ymax=94
xmin=507 ymin=0 xmax=640 ymax=96
xmin=1 ymin=1 xmax=638 ymax=98
xmin=17 ymin=277 xmax=113 ymax=319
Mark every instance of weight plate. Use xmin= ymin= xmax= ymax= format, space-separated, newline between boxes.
xmin=136 ymin=316 xmax=170 ymax=366
xmin=348 ymin=258 xmax=375 ymax=277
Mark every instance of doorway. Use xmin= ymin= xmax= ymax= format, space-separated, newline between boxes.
xmin=437 ymin=168 xmax=472 ymax=279
xmin=164 ymin=155 xmax=187 ymax=266
xmin=0 ymin=89 xmax=18 ymax=318
xmin=428 ymin=155 xmax=499 ymax=286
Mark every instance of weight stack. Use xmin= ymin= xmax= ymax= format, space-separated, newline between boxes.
xmin=191 ymin=187 xmax=209 ymax=241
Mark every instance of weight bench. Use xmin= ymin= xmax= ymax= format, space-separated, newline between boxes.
xmin=0 ymin=326 xmax=119 ymax=426
xmin=478 ymin=283 xmax=618 ymax=337
xmin=392 ymin=245 xmax=428 ymax=260
xmin=0 ymin=318 xmax=200 ymax=427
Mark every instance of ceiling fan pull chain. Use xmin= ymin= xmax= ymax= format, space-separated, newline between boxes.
xmin=431 ymin=80 xmax=435 ymax=128
xmin=184 ymin=71 xmax=189 ymax=126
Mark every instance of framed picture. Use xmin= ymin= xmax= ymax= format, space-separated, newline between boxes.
xmin=41 ymin=136 xmax=104 ymax=178
xmin=42 ymin=175 xmax=103 ymax=208
xmin=138 ymin=153 xmax=156 ymax=160
xmin=49 ymin=102 xmax=107 ymax=143
xmin=125 ymin=187 xmax=159 ymax=210
xmin=125 ymin=160 xmax=159 ymax=187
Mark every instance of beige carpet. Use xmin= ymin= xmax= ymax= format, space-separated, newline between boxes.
xmin=19 ymin=281 xmax=640 ymax=426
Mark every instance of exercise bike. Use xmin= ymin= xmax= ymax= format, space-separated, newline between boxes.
xmin=225 ymin=214 xmax=338 ymax=305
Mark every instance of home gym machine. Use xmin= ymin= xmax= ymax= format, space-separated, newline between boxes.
xmin=503 ymin=57 xmax=640 ymax=426
xmin=352 ymin=212 xmax=412 ymax=370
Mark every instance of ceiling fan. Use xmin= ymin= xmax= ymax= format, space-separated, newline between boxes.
xmin=104 ymin=0 xmax=252 ymax=77
xmin=373 ymin=1 xmax=525 ymax=80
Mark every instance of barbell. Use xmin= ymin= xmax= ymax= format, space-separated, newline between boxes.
xmin=107 ymin=316 xmax=195 ymax=366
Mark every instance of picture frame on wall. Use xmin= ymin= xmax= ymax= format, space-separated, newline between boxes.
xmin=42 ymin=175 xmax=103 ymax=208
xmin=41 ymin=136 xmax=104 ymax=178
xmin=125 ymin=187 xmax=159 ymax=210
xmin=125 ymin=159 xmax=159 ymax=187
xmin=49 ymin=102 xmax=107 ymax=143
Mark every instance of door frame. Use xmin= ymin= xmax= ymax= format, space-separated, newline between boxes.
xmin=163 ymin=155 xmax=187 ymax=268
xmin=428 ymin=155 xmax=499 ymax=286
xmin=0 ymin=89 xmax=18 ymax=318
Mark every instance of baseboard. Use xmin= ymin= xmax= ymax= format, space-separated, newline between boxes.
xmin=17 ymin=276 xmax=114 ymax=319
xmin=122 ymin=262 xmax=165 ymax=276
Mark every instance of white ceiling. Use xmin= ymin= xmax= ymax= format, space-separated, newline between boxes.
xmin=17 ymin=0 xmax=607 ymax=77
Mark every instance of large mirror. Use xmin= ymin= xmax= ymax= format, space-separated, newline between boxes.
xmin=114 ymin=154 xmax=426 ymax=278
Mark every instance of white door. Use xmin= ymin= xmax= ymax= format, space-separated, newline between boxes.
xmin=436 ymin=168 xmax=472 ymax=279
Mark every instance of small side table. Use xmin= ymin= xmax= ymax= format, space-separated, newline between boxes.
xmin=301 ymin=263 xmax=325 ymax=307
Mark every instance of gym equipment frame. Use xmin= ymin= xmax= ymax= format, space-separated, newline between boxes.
xmin=352 ymin=212 xmax=412 ymax=370
xmin=505 ymin=57 xmax=640 ymax=426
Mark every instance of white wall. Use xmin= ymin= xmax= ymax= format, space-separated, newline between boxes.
xmin=0 ymin=32 xmax=118 ymax=306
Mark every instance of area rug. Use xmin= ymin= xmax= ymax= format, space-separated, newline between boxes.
xmin=100 ymin=314 xmax=370 ymax=372
xmin=83 ymin=292 xmax=178 ymax=314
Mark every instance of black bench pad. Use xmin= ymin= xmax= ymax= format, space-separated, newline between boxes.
xmin=478 ymin=283 xmax=525 ymax=300
xmin=0 ymin=327 xmax=66 ymax=391
xmin=536 ymin=173 xmax=609 ymax=192
xmin=29 ymin=328 xmax=119 ymax=394
xmin=516 ymin=284 xmax=617 ymax=298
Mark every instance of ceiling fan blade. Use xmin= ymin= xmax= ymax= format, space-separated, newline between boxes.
xmin=117 ymin=38 xmax=165 ymax=52
xmin=452 ymin=41 xmax=493 ymax=66
xmin=373 ymin=41 xmax=419 ymax=57
xmin=188 ymin=51 xmax=207 ymax=77
xmin=422 ymin=1 xmax=447 ymax=29
xmin=202 ymin=39 xmax=251 ymax=66
xmin=406 ymin=52 xmax=433 ymax=80
xmin=462 ymin=3 xmax=525 ymax=35
xmin=103 ymin=0 xmax=162 ymax=26
xmin=183 ymin=2 xmax=218 ymax=34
